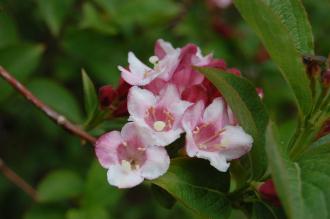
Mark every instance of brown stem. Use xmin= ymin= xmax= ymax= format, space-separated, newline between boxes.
xmin=0 ymin=158 xmax=38 ymax=201
xmin=0 ymin=66 xmax=96 ymax=144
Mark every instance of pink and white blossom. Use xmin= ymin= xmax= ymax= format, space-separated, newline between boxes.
xmin=127 ymin=84 xmax=192 ymax=146
xmin=119 ymin=40 xmax=180 ymax=86
xmin=182 ymin=98 xmax=253 ymax=172
xmin=95 ymin=123 xmax=170 ymax=188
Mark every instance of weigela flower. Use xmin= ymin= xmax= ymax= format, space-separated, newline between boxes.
xmin=96 ymin=39 xmax=257 ymax=188
xmin=118 ymin=40 xmax=180 ymax=86
xmin=95 ymin=123 xmax=170 ymax=188
xmin=259 ymin=179 xmax=281 ymax=207
xmin=182 ymin=98 xmax=253 ymax=172
xmin=127 ymin=84 xmax=192 ymax=146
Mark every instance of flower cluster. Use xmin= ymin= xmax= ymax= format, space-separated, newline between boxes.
xmin=95 ymin=39 xmax=253 ymax=188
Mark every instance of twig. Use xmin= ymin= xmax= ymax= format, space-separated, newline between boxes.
xmin=0 ymin=66 xmax=96 ymax=144
xmin=0 ymin=158 xmax=38 ymax=201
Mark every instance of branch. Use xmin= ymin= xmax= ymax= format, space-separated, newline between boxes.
xmin=0 ymin=158 xmax=38 ymax=201
xmin=0 ymin=66 xmax=96 ymax=144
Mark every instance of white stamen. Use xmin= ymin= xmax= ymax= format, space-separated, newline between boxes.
xmin=149 ymin=56 xmax=159 ymax=65
xmin=121 ymin=160 xmax=132 ymax=172
xmin=153 ymin=121 xmax=166 ymax=132
xmin=123 ymin=141 xmax=128 ymax=147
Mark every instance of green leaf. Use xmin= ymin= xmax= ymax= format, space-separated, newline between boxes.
xmin=66 ymin=207 xmax=109 ymax=219
xmin=196 ymin=67 xmax=269 ymax=180
xmin=25 ymin=206 xmax=65 ymax=219
xmin=151 ymin=184 xmax=176 ymax=209
xmin=82 ymin=161 xmax=122 ymax=208
xmin=28 ymin=78 xmax=83 ymax=123
xmin=263 ymin=0 xmax=314 ymax=54
xmin=82 ymin=69 xmax=98 ymax=116
xmin=0 ymin=43 xmax=44 ymax=102
xmin=37 ymin=170 xmax=83 ymax=203
xmin=251 ymin=202 xmax=279 ymax=219
xmin=266 ymin=124 xmax=330 ymax=219
xmin=80 ymin=2 xmax=117 ymax=35
xmin=152 ymin=158 xmax=231 ymax=219
xmin=0 ymin=13 xmax=19 ymax=48
xmin=234 ymin=0 xmax=313 ymax=116
xmin=36 ymin=0 xmax=75 ymax=36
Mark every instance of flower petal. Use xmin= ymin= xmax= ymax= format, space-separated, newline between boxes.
xmin=137 ymin=125 xmax=182 ymax=147
xmin=128 ymin=86 xmax=156 ymax=120
xmin=107 ymin=164 xmax=143 ymax=189
xmin=203 ymin=97 xmax=225 ymax=125
xmin=184 ymin=130 xmax=200 ymax=157
xmin=195 ymin=150 xmax=230 ymax=172
xmin=140 ymin=146 xmax=170 ymax=179
xmin=182 ymin=101 xmax=204 ymax=130
xmin=220 ymin=125 xmax=253 ymax=160
xmin=95 ymin=131 xmax=122 ymax=168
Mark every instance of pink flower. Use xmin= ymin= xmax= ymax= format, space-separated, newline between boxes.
xmin=182 ymin=98 xmax=253 ymax=171
xmin=127 ymin=84 xmax=192 ymax=146
xmin=95 ymin=123 xmax=170 ymax=188
xmin=119 ymin=40 xmax=180 ymax=86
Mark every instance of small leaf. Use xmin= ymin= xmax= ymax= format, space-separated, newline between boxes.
xmin=37 ymin=170 xmax=83 ymax=203
xmin=234 ymin=0 xmax=313 ymax=116
xmin=0 ymin=43 xmax=44 ymax=102
xmin=197 ymin=67 xmax=269 ymax=180
xmin=36 ymin=0 xmax=75 ymax=36
xmin=266 ymin=124 xmax=330 ymax=219
xmin=66 ymin=207 xmax=109 ymax=219
xmin=152 ymin=158 xmax=231 ymax=219
xmin=0 ymin=13 xmax=19 ymax=48
xmin=151 ymin=184 xmax=176 ymax=209
xmin=82 ymin=69 xmax=98 ymax=116
xmin=82 ymin=161 xmax=122 ymax=208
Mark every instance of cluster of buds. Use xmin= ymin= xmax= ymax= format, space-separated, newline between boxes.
xmin=95 ymin=39 xmax=253 ymax=188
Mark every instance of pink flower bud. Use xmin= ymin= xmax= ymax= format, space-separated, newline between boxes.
xmin=259 ymin=179 xmax=281 ymax=207
xmin=99 ymin=85 xmax=118 ymax=108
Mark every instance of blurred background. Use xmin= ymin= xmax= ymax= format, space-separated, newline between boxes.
xmin=0 ymin=0 xmax=329 ymax=218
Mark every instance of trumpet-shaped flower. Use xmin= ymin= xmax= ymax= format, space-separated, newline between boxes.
xmin=182 ymin=98 xmax=253 ymax=172
xmin=119 ymin=41 xmax=180 ymax=86
xmin=95 ymin=123 xmax=170 ymax=188
xmin=128 ymin=84 xmax=192 ymax=146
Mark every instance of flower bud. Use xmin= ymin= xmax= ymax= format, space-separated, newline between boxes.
xmin=99 ymin=85 xmax=118 ymax=108
xmin=258 ymin=179 xmax=281 ymax=207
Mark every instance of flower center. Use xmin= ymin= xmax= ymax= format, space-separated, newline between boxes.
xmin=145 ymin=107 xmax=174 ymax=132
xmin=117 ymin=140 xmax=147 ymax=170
xmin=153 ymin=121 xmax=166 ymax=132
xmin=193 ymin=123 xmax=225 ymax=151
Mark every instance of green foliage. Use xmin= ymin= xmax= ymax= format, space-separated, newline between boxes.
xmin=0 ymin=43 xmax=44 ymax=102
xmin=234 ymin=0 xmax=313 ymax=117
xmin=153 ymin=158 xmax=231 ymax=219
xmin=0 ymin=13 xmax=19 ymax=48
xmin=82 ymin=70 xmax=98 ymax=117
xmin=37 ymin=170 xmax=84 ymax=203
xmin=197 ymin=67 xmax=269 ymax=180
xmin=36 ymin=0 xmax=76 ymax=36
xmin=266 ymin=124 xmax=330 ymax=219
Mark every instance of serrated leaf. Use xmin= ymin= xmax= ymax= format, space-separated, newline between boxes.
xmin=197 ymin=67 xmax=269 ymax=180
xmin=0 ymin=43 xmax=44 ymax=102
xmin=263 ymin=0 xmax=314 ymax=54
xmin=152 ymin=158 xmax=231 ymax=219
xmin=37 ymin=170 xmax=83 ymax=203
xmin=266 ymin=124 xmax=330 ymax=219
xmin=36 ymin=0 xmax=75 ymax=36
xmin=82 ymin=69 xmax=98 ymax=116
xmin=234 ymin=0 xmax=313 ymax=117
xmin=28 ymin=78 xmax=82 ymax=123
